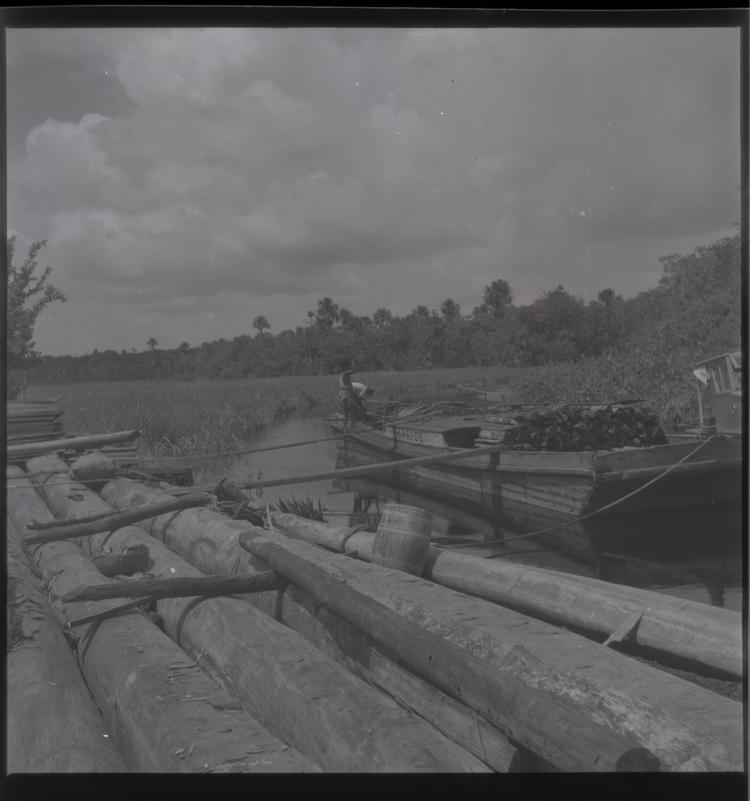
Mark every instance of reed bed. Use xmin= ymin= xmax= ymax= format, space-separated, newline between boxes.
xmin=25 ymin=366 xmax=530 ymax=462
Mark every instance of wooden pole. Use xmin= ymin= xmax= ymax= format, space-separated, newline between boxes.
xmin=6 ymin=516 xmax=128 ymax=773
xmin=8 ymin=465 xmax=317 ymax=774
xmin=100 ymin=477 xmax=522 ymax=772
xmin=236 ymin=528 xmax=742 ymax=772
xmin=7 ymin=428 xmax=141 ymax=462
xmin=25 ymin=493 xmax=212 ymax=544
xmin=270 ymin=514 xmax=743 ymax=680
xmin=31 ymin=456 xmax=491 ymax=773
xmin=62 ymin=572 xmax=282 ymax=603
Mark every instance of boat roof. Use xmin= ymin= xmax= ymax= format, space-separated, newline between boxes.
xmin=693 ymin=350 xmax=741 ymax=369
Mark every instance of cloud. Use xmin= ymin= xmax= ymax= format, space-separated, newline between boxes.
xmin=6 ymin=24 xmax=741 ymax=355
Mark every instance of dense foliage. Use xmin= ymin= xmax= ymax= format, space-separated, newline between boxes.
xmin=6 ymin=238 xmax=66 ymax=395
xmin=20 ymin=234 xmax=741 ymax=415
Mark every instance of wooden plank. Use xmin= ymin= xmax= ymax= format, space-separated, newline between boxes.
xmin=100 ymin=478 xmax=521 ymax=771
xmin=62 ymin=572 xmax=283 ymax=602
xmin=25 ymin=493 xmax=212 ymax=544
xmin=31 ymin=456 xmax=492 ymax=774
xmin=6 ymin=516 xmax=128 ymax=773
xmin=236 ymin=529 xmax=742 ymax=773
xmin=270 ymin=514 xmax=743 ymax=679
xmin=7 ymin=429 xmax=140 ymax=462
xmin=8 ymin=465 xmax=318 ymax=774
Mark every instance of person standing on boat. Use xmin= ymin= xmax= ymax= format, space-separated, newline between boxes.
xmin=338 ymin=361 xmax=371 ymax=430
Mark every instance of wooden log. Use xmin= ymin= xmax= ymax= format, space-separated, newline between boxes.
xmin=270 ymin=514 xmax=743 ymax=680
xmin=7 ymin=428 xmax=140 ymax=463
xmin=237 ymin=529 xmax=743 ymax=772
xmin=25 ymin=492 xmax=212 ymax=545
xmin=100 ymin=478 xmax=522 ymax=771
xmin=248 ymin=574 xmax=530 ymax=772
xmin=8 ymin=465 xmax=317 ymax=774
xmin=62 ymin=572 xmax=283 ymax=603
xmin=32 ymin=457 xmax=492 ymax=773
xmin=6 ymin=516 xmax=128 ymax=773
xmin=240 ymin=530 xmax=644 ymax=772
xmin=69 ymin=452 xmax=117 ymax=484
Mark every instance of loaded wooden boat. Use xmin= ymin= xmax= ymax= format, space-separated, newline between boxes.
xmin=328 ymin=353 xmax=742 ymax=525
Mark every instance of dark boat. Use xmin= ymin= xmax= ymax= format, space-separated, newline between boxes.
xmin=328 ymin=353 xmax=742 ymax=525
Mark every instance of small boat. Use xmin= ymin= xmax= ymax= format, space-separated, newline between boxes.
xmin=328 ymin=353 xmax=742 ymax=525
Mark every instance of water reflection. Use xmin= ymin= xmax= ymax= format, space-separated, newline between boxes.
xmin=227 ymin=414 xmax=743 ymax=612
xmin=332 ymin=445 xmax=743 ymax=613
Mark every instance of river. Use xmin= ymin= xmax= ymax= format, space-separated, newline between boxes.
xmin=223 ymin=412 xmax=743 ymax=613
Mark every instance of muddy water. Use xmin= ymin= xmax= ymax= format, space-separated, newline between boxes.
xmin=227 ymin=413 xmax=743 ymax=612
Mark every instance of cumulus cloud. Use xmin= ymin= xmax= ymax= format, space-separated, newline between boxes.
xmin=6 ymin=23 xmax=741 ymax=354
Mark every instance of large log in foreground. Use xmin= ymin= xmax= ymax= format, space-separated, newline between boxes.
xmin=8 ymin=466 xmax=316 ymax=774
xmin=7 ymin=428 xmax=140 ymax=463
xmin=236 ymin=529 xmax=743 ymax=772
xmin=239 ymin=530 xmax=640 ymax=772
xmin=270 ymin=514 xmax=743 ymax=680
xmin=100 ymin=478 xmax=522 ymax=772
xmin=32 ymin=457 xmax=490 ymax=773
xmin=6 ymin=517 xmax=127 ymax=773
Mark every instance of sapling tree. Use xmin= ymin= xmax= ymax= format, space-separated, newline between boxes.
xmin=7 ymin=237 xmax=66 ymax=396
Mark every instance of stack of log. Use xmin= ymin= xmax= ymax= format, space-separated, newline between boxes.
xmin=500 ymin=403 xmax=669 ymax=452
xmin=7 ymin=400 xmax=64 ymax=446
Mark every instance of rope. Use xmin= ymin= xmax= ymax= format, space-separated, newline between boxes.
xmin=444 ymin=434 xmax=720 ymax=556
xmin=120 ymin=407 xmax=432 ymax=465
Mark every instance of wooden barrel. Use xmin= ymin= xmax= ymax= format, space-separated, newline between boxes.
xmin=371 ymin=503 xmax=432 ymax=575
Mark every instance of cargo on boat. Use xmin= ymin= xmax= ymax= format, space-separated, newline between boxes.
xmin=328 ymin=352 xmax=742 ymax=525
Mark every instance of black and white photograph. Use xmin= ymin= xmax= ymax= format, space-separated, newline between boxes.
xmin=4 ymin=6 xmax=746 ymax=790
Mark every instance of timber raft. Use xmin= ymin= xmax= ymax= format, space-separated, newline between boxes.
xmin=5 ymin=424 xmax=745 ymax=774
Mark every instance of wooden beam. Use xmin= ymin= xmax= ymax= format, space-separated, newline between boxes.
xmin=62 ymin=572 xmax=282 ymax=603
xmin=25 ymin=493 xmax=212 ymax=544
xmin=7 ymin=429 xmax=141 ymax=462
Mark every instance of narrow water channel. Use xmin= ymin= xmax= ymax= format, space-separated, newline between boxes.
xmin=224 ymin=413 xmax=743 ymax=612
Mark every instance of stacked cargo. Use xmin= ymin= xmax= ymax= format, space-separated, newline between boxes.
xmin=7 ymin=400 xmax=64 ymax=445
xmin=499 ymin=403 xmax=669 ymax=452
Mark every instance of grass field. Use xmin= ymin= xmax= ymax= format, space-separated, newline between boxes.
xmin=26 ymin=365 xmax=531 ymax=460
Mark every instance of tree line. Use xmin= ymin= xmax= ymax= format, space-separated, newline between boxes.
xmin=9 ymin=231 xmax=741 ymax=388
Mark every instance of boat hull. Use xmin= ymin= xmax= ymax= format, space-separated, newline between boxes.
xmin=330 ymin=415 xmax=742 ymax=526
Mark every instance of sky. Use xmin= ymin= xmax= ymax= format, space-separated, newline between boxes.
xmin=6 ymin=20 xmax=742 ymax=357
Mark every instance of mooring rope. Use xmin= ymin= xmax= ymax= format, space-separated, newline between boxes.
xmin=148 ymin=408 xmax=433 ymax=463
xmin=443 ymin=433 xmax=720 ymax=556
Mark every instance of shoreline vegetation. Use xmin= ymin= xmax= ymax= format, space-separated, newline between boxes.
xmin=22 ymin=366 xmax=528 ymax=465
xmin=15 ymin=231 xmax=740 ymax=462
